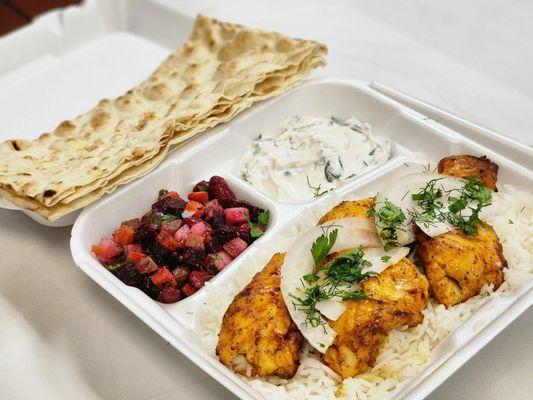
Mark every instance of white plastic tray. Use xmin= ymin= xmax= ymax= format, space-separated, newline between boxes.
xmin=70 ymin=78 xmax=533 ymax=400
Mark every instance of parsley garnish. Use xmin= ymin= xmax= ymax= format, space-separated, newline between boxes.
xmin=158 ymin=189 xmax=167 ymax=197
xmin=381 ymin=255 xmax=391 ymax=262
xmin=306 ymin=175 xmax=332 ymax=198
xmin=291 ymin=228 xmax=374 ymax=329
xmin=311 ymin=228 xmax=338 ymax=265
xmin=369 ymin=200 xmax=406 ymax=250
xmin=250 ymin=223 xmax=264 ymax=238
xmin=161 ymin=214 xmax=178 ymax=222
xmin=250 ymin=209 xmax=270 ymax=238
xmin=258 ymin=209 xmax=270 ymax=225
xmin=303 ymin=273 xmax=319 ymax=282
xmin=508 ymin=219 xmax=514 ymax=224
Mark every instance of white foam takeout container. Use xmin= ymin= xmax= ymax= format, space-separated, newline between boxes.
xmin=1 ymin=1 xmax=532 ymax=399
xmin=71 ymin=78 xmax=533 ymax=399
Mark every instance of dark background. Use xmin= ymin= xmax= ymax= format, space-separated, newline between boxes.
xmin=0 ymin=0 xmax=81 ymax=35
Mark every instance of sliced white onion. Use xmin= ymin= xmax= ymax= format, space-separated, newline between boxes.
xmin=281 ymin=216 xmax=380 ymax=353
xmin=315 ymin=299 xmax=347 ymax=321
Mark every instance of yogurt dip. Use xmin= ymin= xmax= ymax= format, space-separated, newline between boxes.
xmin=239 ymin=116 xmax=392 ymax=202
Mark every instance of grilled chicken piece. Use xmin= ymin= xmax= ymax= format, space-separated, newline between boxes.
xmin=438 ymin=155 xmax=498 ymax=191
xmin=217 ymin=253 xmax=303 ymax=378
xmin=415 ymin=223 xmax=506 ymax=307
xmin=319 ymin=200 xmax=429 ymax=379
xmin=362 ymin=257 xmax=429 ymax=326
xmin=318 ymin=198 xmax=374 ymax=225
xmin=218 ymin=199 xmax=429 ymax=379
xmin=418 ymin=154 xmax=506 ymax=307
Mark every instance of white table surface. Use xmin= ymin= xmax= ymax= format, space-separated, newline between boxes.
xmin=0 ymin=0 xmax=531 ymax=399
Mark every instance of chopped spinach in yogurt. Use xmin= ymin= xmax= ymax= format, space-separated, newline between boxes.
xmin=239 ymin=116 xmax=392 ymax=202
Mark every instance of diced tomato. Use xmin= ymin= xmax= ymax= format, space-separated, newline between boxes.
xmin=205 ymin=250 xmax=232 ymax=272
xmin=137 ymin=256 xmax=158 ymax=274
xmin=151 ymin=267 xmax=177 ymax=288
xmin=161 ymin=219 xmax=182 ymax=234
xmin=188 ymin=191 xmax=209 ymax=204
xmin=223 ymin=237 xmax=248 ymax=259
xmin=91 ymin=237 xmax=122 ymax=264
xmin=189 ymin=270 xmax=211 ymax=289
xmin=204 ymin=199 xmax=223 ymax=220
xmin=185 ymin=233 xmax=205 ymax=250
xmin=173 ymin=225 xmax=190 ymax=246
xmin=126 ymin=251 xmax=145 ymax=265
xmin=182 ymin=200 xmax=204 ymax=218
xmin=156 ymin=230 xmax=180 ymax=251
xmin=224 ymin=207 xmax=250 ymax=225
xmin=113 ymin=225 xmax=135 ymax=245
xmin=181 ymin=282 xmax=197 ymax=297
xmin=190 ymin=221 xmax=211 ymax=237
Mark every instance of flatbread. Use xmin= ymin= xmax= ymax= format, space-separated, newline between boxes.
xmin=0 ymin=15 xmax=327 ymax=220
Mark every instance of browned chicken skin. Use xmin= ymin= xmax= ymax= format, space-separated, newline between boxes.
xmin=320 ymin=200 xmax=429 ymax=379
xmin=438 ymin=155 xmax=498 ymax=191
xmin=217 ymin=253 xmax=303 ymax=378
xmin=416 ymin=223 xmax=506 ymax=307
xmin=418 ymin=154 xmax=506 ymax=307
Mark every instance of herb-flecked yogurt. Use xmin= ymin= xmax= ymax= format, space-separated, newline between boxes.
xmin=239 ymin=116 xmax=392 ymax=202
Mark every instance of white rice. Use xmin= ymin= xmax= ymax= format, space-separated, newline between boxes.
xmin=194 ymin=184 xmax=533 ymax=400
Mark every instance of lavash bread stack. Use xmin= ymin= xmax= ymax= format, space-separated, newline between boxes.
xmin=0 ymin=15 xmax=327 ymax=221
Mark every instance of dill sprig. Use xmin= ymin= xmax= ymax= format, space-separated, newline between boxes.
xmin=409 ymin=177 xmax=492 ymax=235
xmin=368 ymin=200 xmax=407 ymax=250
xmin=306 ymin=175 xmax=332 ymax=198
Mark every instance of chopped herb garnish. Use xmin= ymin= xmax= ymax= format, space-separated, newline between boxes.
xmin=508 ymin=219 xmax=514 ymax=224
xmin=161 ymin=214 xmax=178 ymax=222
xmin=310 ymin=228 xmax=338 ymax=265
xmin=409 ymin=178 xmax=492 ymax=236
xmin=249 ymin=209 xmax=270 ymax=238
xmin=158 ymin=189 xmax=167 ymax=196
xmin=324 ymin=160 xmax=341 ymax=183
xmin=306 ymin=175 xmax=332 ymax=198
xmin=250 ymin=223 xmax=264 ymax=238
xmin=258 ymin=209 xmax=270 ymax=225
xmin=381 ymin=255 xmax=391 ymax=262
xmin=303 ymin=273 xmax=319 ymax=282
xmin=105 ymin=262 xmax=125 ymax=271
xmin=362 ymin=160 xmax=369 ymax=167
xmin=291 ymin=228 xmax=375 ymax=329
xmin=369 ymin=200 xmax=406 ymax=249
xmin=320 ymin=247 xmax=375 ymax=286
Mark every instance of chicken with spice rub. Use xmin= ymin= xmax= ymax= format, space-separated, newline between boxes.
xmin=416 ymin=155 xmax=506 ymax=307
xmin=218 ymin=198 xmax=429 ymax=379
